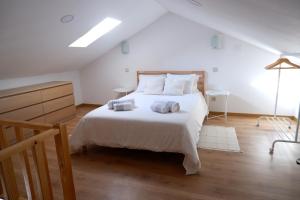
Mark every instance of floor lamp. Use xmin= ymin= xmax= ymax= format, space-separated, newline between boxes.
xmin=256 ymin=58 xmax=300 ymax=154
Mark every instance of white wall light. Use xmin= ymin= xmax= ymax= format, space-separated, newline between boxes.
xmin=69 ymin=17 xmax=122 ymax=48
xmin=211 ymin=34 xmax=224 ymax=49
xmin=121 ymin=40 xmax=130 ymax=54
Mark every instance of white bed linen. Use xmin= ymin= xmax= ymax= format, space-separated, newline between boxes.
xmin=70 ymin=92 xmax=208 ymax=175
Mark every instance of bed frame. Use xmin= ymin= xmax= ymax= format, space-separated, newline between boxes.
xmin=137 ymin=70 xmax=206 ymax=95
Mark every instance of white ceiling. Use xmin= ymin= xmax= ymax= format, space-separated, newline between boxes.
xmin=157 ymin=0 xmax=300 ymax=55
xmin=0 ymin=0 xmax=166 ymax=79
xmin=1 ymin=0 xmax=300 ymax=79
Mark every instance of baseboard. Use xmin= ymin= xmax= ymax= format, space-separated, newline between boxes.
xmin=291 ymin=116 xmax=298 ymax=122
xmin=209 ymin=111 xmax=294 ymax=119
xmin=76 ymin=103 xmax=102 ymax=108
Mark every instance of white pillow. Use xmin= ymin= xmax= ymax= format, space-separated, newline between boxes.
xmin=167 ymin=74 xmax=196 ymax=94
xmin=144 ymin=77 xmax=165 ymax=95
xmin=192 ymin=75 xmax=200 ymax=92
xmin=163 ymin=78 xmax=185 ymax=96
xmin=136 ymin=75 xmax=166 ymax=92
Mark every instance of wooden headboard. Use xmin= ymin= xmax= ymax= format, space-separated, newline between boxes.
xmin=137 ymin=70 xmax=206 ymax=95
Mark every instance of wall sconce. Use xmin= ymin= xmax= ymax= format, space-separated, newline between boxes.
xmin=211 ymin=34 xmax=224 ymax=49
xmin=121 ymin=40 xmax=130 ymax=54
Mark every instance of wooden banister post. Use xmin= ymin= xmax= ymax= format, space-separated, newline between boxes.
xmin=0 ymin=119 xmax=77 ymax=200
xmin=54 ymin=124 xmax=76 ymax=200
xmin=32 ymin=140 xmax=53 ymax=200
xmin=0 ymin=167 xmax=7 ymax=199
xmin=32 ymin=130 xmax=53 ymax=200
xmin=15 ymin=127 xmax=36 ymax=200
xmin=0 ymin=178 xmax=3 ymax=198
xmin=0 ymin=126 xmax=20 ymax=200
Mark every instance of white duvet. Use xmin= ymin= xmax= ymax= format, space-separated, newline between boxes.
xmin=70 ymin=92 xmax=208 ymax=175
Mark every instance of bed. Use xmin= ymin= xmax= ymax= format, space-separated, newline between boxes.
xmin=70 ymin=71 xmax=208 ymax=175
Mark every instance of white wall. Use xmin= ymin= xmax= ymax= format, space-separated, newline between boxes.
xmin=80 ymin=13 xmax=299 ymax=116
xmin=0 ymin=71 xmax=83 ymax=105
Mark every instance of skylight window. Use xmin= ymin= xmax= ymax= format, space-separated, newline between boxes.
xmin=69 ymin=17 xmax=121 ymax=48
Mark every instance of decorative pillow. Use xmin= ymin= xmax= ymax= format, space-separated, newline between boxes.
xmin=167 ymin=74 xmax=196 ymax=94
xmin=144 ymin=77 xmax=165 ymax=95
xmin=163 ymin=78 xmax=185 ymax=96
xmin=136 ymin=75 xmax=166 ymax=92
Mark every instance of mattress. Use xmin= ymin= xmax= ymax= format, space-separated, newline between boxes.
xmin=70 ymin=92 xmax=208 ymax=174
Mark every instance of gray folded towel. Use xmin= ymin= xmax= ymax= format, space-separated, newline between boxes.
xmin=151 ymin=101 xmax=180 ymax=114
xmin=166 ymin=101 xmax=180 ymax=113
xmin=107 ymin=99 xmax=135 ymax=110
xmin=151 ymin=101 xmax=170 ymax=113
xmin=114 ymin=102 xmax=134 ymax=111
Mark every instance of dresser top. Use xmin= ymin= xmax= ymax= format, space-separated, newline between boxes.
xmin=0 ymin=81 xmax=72 ymax=98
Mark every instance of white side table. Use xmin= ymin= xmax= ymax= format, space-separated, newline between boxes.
xmin=113 ymin=87 xmax=134 ymax=96
xmin=205 ymin=90 xmax=230 ymax=121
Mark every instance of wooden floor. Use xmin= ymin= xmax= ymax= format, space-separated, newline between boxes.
xmin=45 ymin=106 xmax=300 ymax=200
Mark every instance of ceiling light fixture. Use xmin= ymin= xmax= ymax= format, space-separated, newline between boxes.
xmin=60 ymin=15 xmax=74 ymax=23
xmin=69 ymin=17 xmax=122 ymax=48
xmin=188 ymin=0 xmax=202 ymax=7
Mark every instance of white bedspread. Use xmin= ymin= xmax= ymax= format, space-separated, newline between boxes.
xmin=70 ymin=92 xmax=208 ymax=175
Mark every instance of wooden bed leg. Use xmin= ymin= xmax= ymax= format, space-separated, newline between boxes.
xmin=82 ymin=145 xmax=87 ymax=154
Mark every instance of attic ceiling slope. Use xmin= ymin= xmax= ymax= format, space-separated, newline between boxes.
xmin=157 ymin=0 xmax=300 ymax=55
xmin=0 ymin=0 xmax=166 ymax=79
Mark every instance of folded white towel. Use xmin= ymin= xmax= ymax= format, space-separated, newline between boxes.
xmin=166 ymin=101 xmax=180 ymax=113
xmin=114 ymin=102 xmax=134 ymax=111
xmin=151 ymin=101 xmax=180 ymax=114
xmin=107 ymin=99 xmax=135 ymax=110
xmin=151 ymin=101 xmax=170 ymax=114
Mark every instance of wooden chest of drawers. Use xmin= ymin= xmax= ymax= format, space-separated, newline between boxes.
xmin=0 ymin=81 xmax=76 ymax=124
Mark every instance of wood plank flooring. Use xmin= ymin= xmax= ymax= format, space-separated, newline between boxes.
xmin=46 ymin=106 xmax=300 ymax=200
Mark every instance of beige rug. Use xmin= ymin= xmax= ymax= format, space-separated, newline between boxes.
xmin=198 ymin=125 xmax=241 ymax=152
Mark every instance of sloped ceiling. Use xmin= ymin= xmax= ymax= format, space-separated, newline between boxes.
xmin=0 ymin=0 xmax=166 ymax=79
xmin=1 ymin=0 xmax=299 ymax=79
xmin=157 ymin=0 xmax=300 ymax=55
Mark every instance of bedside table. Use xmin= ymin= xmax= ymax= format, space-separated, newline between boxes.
xmin=205 ymin=90 xmax=230 ymax=121
xmin=113 ymin=87 xmax=134 ymax=96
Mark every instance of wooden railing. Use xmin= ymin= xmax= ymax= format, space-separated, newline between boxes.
xmin=0 ymin=119 xmax=76 ymax=200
